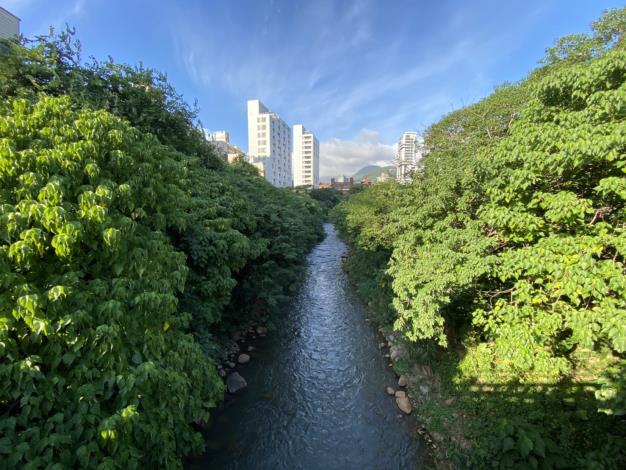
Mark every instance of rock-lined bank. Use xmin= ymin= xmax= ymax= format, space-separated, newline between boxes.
xmin=372 ymin=327 xmax=472 ymax=467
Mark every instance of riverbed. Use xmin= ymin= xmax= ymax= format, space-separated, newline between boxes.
xmin=188 ymin=223 xmax=430 ymax=469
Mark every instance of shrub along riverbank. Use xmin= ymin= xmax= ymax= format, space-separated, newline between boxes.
xmin=0 ymin=31 xmax=324 ymax=467
xmin=332 ymin=8 xmax=626 ymax=469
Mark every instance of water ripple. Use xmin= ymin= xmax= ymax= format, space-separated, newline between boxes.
xmin=188 ymin=224 xmax=429 ymax=470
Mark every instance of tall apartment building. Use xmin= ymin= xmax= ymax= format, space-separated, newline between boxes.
xmin=0 ymin=7 xmax=20 ymax=39
xmin=247 ymin=100 xmax=293 ymax=187
xmin=292 ymin=124 xmax=319 ymax=188
xmin=395 ymin=131 xmax=421 ymax=184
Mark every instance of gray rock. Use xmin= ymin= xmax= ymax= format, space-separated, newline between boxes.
xmin=226 ymin=372 xmax=247 ymax=393
xmin=248 ymin=345 xmax=255 ymax=352
xmin=386 ymin=386 xmax=395 ymax=396
xmin=256 ymin=325 xmax=267 ymax=335
xmin=419 ymin=385 xmax=430 ymax=395
xmin=398 ymin=375 xmax=408 ymax=387
xmin=395 ymin=390 xmax=406 ymax=398
xmin=396 ymin=396 xmax=412 ymax=414
xmin=237 ymin=353 xmax=250 ymax=364
xmin=431 ymin=432 xmax=444 ymax=443
xmin=390 ymin=345 xmax=404 ymax=361
xmin=226 ymin=361 xmax=235 ymax=368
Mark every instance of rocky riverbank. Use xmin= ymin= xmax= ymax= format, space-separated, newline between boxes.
xmin=375 ymin=325 xmax=471 ymax=469
xmin=215 ymin=323 xmax=270 ymax=394
xmin=189 ymin=224 xmax=430 ymax=468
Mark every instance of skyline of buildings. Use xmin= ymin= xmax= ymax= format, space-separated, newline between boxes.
xmin=214 ymin=99 xmax=424 ymax=188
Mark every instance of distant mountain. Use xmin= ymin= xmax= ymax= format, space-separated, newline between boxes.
xmin=352 ymin=165 xmax=396 ymax=181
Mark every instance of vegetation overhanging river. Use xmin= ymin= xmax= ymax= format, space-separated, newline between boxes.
xmin=188 ymin=224 xmax=431 ymax=469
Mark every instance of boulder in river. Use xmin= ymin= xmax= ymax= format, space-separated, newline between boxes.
xmin=395 ymin=390 xmax=406 ymax=398
xmin=398 ymin=376 xmax=408 ymax=387
xmin=238 ymin=353 xmax=250 ymax=364
xmin=386 ymin=386 xmax=395 ymax=396
xmin=396 ymin=396 xmax=412 ymax=414
xmin=226 ymin=372 xmax=247 ymax=394
xmin=256 ymin=325 xmax=267 ymax=335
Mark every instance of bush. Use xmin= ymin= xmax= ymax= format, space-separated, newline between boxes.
xmin=0 ymin=96 xmax=223 ymax=467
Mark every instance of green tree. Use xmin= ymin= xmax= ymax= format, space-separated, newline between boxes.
xmin=0 ymin=97 xmax=222 ymax=467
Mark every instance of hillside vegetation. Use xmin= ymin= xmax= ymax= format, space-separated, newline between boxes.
xmin=332 ymin=8 xmax=626 ymax=469
xmin=0 ymin=30 xmax=324 ymax=467
xmin=352 ymin=164 xmax=396 ymax=181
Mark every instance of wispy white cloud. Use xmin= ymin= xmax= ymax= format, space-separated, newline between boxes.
xmin=167 ymin=0 xmax=548 ymax=175
xmin=320 ymin=129 xmax=395 ymax=179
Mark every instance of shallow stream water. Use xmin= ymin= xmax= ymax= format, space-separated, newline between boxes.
xmin=188 ymin=224 xmax=430 ymax=469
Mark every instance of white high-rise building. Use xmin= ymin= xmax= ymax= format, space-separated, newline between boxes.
xmin=247 ymin=100 xmax=293 ymax=187
xmin=395 ymin=131 xmax=422 ymax=184
xmin=0 ymin=7 xmax=20 ymax=39
xmin=292 ymin=125 xmax=319 ymax=188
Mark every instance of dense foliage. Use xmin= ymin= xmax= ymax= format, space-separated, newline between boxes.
xmin=0 ymin=31 xmax=324 ymax=467
xmin=308 ymin=187 xmax=343 ymax=216
xmin=332 ymin=8 xmax=626 ymax=468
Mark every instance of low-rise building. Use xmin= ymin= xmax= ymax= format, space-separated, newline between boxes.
xmin=204 ymin=129 xmax=245 ymax=163
xmin=331 ymin=176 xmax=354 ymax=193
xmin=376 ymin=171 xmax=392 ymax=183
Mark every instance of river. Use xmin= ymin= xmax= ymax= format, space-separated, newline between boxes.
xmin=188 ymin=223 xmax=430 ymax=469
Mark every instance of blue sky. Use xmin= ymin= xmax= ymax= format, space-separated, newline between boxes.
xmin=4 ymin=0 xmax=624 ymax=178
